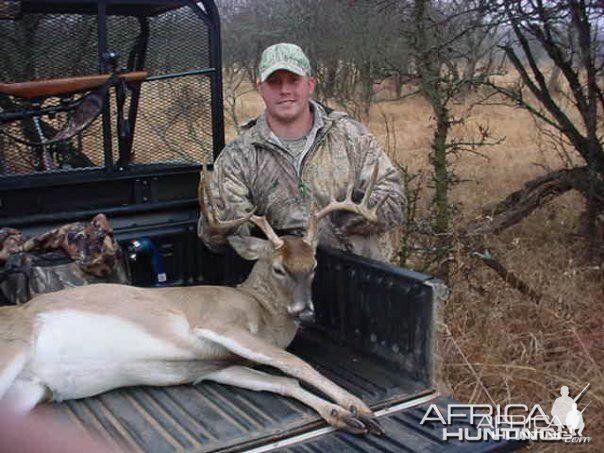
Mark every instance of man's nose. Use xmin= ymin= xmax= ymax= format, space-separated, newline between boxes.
xmin=279 ymin=81 xmax=293 ymax=94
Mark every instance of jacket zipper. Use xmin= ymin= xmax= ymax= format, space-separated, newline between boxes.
xmin=296 ymin=127 xmax=331 ymax=199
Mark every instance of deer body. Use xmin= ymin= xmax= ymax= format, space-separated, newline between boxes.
xmin=1 ymin=275 xmax=298 ymax=402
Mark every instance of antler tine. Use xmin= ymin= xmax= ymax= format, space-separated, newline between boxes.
xmin=250 ymin=215 xmax=284 ymax=250
xmin=303 ymin=161 xmax=383 ymax=247
xmin=198 ymin=159 xmax=283 ymax=248
xmin=198 ymin=159 xmax=255 ymax=235
xmin=303 ymin=202 xmax=319 ymax=247
xmin=198 ymin=160 xmax=214 ymax=219
xmin=345 ymin=165 xmax=355 ymax=200
xmin=362 ymin=160 xmax=380 ymax=206
xmin=315 ymin=160 xmax=381 ymax=223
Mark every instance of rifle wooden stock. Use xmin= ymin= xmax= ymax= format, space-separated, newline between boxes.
xmin=0 ymin=71 xmax=148 ymax=99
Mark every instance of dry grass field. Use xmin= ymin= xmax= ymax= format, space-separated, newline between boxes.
xmin=227 ymin=86 xmax=603 ymax=451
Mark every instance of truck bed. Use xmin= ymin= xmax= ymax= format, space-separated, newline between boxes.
xmin=45 ymin=328 xmax=430 ymax=452
xmin=11 ymin=226 xmax=515 ymax=452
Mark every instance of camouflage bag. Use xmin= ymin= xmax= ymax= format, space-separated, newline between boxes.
xmin=0 ymin=213 xmax=129 ymax=304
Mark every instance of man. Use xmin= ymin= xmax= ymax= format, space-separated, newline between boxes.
xmin=199 ymin=43 xmax=404 ymax=262
xmin=564 ymin=402 xmax=585 ymax=437
xmin=551 ymin=386 xmax=574 ymax=432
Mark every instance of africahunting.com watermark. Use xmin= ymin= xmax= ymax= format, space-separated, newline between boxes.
xmin=421 ymin=384 xmax=592 ymax=443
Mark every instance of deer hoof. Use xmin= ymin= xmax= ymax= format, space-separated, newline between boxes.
xmin=328 ymin=407 xmax=367 ymax=435
xmin=349 ymin=405 xmax=385 ymax=435
xmin=341 ymin=413 xmax=368 ymax=435
xmin=357 ymin=414 xmax=385 ymax=436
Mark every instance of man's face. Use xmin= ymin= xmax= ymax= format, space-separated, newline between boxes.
xmin=258 ymin=70 xmax=316 ymax=124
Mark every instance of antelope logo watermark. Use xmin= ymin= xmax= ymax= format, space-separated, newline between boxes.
xmin=421 ymin=384 xmax=592 ymax=443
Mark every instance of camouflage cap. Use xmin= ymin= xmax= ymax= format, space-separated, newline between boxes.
xmin=258 ymin=43 xmax=311 ymax=82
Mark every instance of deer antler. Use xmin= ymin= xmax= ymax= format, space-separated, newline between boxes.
xmin=249 ymin=215 xmax=284 ymax=250
xmin=198 ymin=161 xmax=284 ymax=250
xmin=198 ymin=161 xmax=254 ymax=235
xmin=303 ymin=160 xmax=387 ymax=247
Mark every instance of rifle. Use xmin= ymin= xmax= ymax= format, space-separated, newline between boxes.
xmin=0 ymin=70 xmax=147 ymax=170
xmin=0 ymin=71 xmax=147 ymax=100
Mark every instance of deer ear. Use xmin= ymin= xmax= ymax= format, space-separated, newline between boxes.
xmin=227 ymin=235 xmax=269 ymax=261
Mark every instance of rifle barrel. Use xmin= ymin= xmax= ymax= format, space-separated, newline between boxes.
xmin=573 ymin=383 xmax=590 ymax=402
xmin=580 ymin=401 xmax=591 ymax=413
xmin=0 ymin=71 xmax=147 ymax=100
xmin=0 ymin=101 xmax=78 ymax=124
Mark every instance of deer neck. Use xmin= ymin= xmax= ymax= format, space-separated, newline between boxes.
xmin=238 ymin=260 xmax=289 ymax=318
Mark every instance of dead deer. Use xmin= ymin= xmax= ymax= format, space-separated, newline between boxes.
xmin=0 ymin=163 xmax=386 ymax=435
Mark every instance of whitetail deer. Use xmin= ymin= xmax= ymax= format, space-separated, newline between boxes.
xmin=0 ymin=163 xmax=386 ymax=435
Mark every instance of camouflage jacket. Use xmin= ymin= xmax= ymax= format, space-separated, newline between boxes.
xmin=198 ymin=101 xmax=405 ymax=261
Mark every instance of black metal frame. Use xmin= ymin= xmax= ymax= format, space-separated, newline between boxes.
xmin=0 ymin=0 xmax=223 ymax=190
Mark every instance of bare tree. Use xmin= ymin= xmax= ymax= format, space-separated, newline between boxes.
xmin=469 ymin=0 xmax=604 ymax=258
xmin=382 ymin=0 xmax=501 ymax=276
xmin=218 ymin=0 xmax=410 ymax=120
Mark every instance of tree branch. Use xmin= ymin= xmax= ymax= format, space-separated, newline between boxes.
xmin=464 ymin=166 xmax=593 ymax=235
xmin=470 ymin=249 xmax=544 ymax=303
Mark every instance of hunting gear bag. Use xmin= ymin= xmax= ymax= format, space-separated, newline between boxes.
xmin=0 ymin=213 xmax=129 ymax=304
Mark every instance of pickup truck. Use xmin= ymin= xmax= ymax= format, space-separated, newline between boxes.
xmin=0 ymin=1 xmax=517 ymax=451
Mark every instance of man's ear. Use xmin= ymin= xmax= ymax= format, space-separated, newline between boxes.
xmin=227 ymin=235 xmax=269 ymax=261
xmin=307 ymin=76 xmax=316 ymax=95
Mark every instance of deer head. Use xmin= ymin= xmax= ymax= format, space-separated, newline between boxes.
xmin=198 ymin=161 xmax=384 ymax=322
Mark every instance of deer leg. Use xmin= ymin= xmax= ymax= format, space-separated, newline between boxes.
xmin=0 ymin=345 xmax=28 ymax=400
xmin=2 ymin=380 xmax=49 ymax=414
xmin=195 ymin=327 xmax=384 ymax=435
xmin=201 ymin=365 xmax=367 ymax=434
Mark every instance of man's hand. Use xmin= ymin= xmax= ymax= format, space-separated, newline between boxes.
xmin=331 ymin=188 xmax=375 ymax=235
xmin=333 ymin=211 xmax=374 ymax=235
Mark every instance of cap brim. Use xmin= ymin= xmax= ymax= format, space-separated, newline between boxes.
xmin=260 ymin=62 xmax=307 ymax=82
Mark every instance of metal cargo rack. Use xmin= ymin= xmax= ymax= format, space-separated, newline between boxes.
xmin=0 ymin=0 xmax=223 ymax=227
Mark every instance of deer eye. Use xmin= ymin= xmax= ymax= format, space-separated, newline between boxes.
xmin=273 ymin=265 xmax=286 ymax=278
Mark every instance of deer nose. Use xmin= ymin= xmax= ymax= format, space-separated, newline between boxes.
xmin=298 ymin=310 xmax=315 ymax=324
xmin=290 ymin=300 xmax=314 ymax=324
xmin=297 ymin=306 xmax=315 ymax=325
xmin=306 ymin=300 xmax=315 ymax=313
